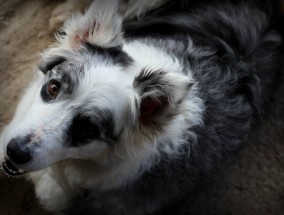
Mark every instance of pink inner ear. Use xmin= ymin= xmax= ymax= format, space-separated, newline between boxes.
xmin=73 ymin=19 xmax=101 ymax=46
xmin=75 ymin=31 xmax=90 ymax=44
xmin=139 ymin=96 xmax=168 ymax=125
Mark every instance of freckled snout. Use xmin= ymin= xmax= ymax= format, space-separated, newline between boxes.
xmin=6 ymin=136 xmax=32 ymax=165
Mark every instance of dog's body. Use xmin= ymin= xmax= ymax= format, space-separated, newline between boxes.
xmin=0 ymin=0 xmax=282 ymax=214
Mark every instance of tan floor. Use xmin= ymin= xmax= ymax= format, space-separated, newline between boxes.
xmin=0 ymin=1 xmax=283 ymax=214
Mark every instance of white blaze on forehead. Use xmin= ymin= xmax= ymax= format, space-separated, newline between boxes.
xmin=70 ymin=62 xmax=136 ymax=130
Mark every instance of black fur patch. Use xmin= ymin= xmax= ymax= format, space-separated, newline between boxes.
xmin=67 ymin=109 xmax=118 ymax=147
xmin=84 ymin=42 xmax=133 ymax=67
xmin=38 ymin=56 xmax=66 ymax=74
xmin=133 ymin=68 xmax=168 ymax=94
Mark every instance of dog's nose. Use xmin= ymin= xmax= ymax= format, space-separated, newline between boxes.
xmin=7 ymin=137 xmax=32 ymax=165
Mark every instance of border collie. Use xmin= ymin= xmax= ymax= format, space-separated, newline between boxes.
xmin=0 ymin=0 xmax=282 ymax=214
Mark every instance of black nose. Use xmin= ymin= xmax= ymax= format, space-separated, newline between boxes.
xmin=7 ymin=137 xmax=32 ymax=165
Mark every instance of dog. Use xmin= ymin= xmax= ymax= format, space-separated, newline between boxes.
xmin=0 ymin=0 xmax=282 ymax=214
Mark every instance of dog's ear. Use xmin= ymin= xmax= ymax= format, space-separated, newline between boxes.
xmin=58 ymin=0 xmax=122 ymax=50
xmin=133 ymin=68 xmax=194 ymax=129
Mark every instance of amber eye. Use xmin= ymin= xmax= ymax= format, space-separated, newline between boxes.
xmin=47 ymin=81 xmax=60 ymax=97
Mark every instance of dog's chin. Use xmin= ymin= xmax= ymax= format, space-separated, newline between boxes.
xmin=2 ymin=159 xmax=27 ymax=177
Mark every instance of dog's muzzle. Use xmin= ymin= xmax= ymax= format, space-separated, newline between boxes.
xmin=2 ymin=136 xmax=31 ymax=176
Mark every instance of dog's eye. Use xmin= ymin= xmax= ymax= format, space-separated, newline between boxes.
xmin=47 ymin=81 xmax=61 ymax=97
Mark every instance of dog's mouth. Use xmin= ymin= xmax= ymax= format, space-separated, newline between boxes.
xmin=2 ymin=159 xmax=26 ymax=176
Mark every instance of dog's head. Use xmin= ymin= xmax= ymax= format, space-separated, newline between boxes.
xmin=1 ymin=0 xmax=195 ymax=177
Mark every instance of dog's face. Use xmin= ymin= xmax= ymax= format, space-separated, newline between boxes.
xmin=1 ymin=0 xmax=192 ymax=176
xmin=1 ymin=45 xmax=137 ymax=175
